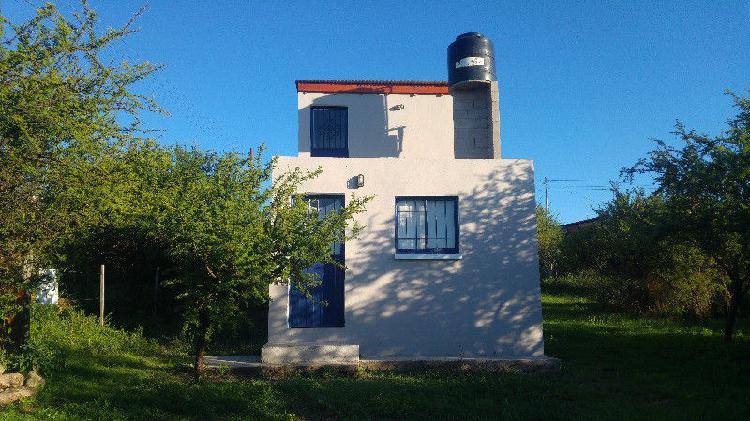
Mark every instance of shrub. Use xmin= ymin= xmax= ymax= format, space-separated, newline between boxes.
xmin=14 ymin=303 xmax=158 ymax=374
xmin=562 ymin=191 xmax=727 ymax=320
xmin=590 ymin=275 xmax=650 ymax=313
xmin=559 ymin=226 xmax=598 ymax=275
xmin=536 ymin=206 xmax=564 ymax=278
xmin=645 ymin=242 xmax=722 ymax=319
xmin=541 ymin=271 xmax=600 ymax=297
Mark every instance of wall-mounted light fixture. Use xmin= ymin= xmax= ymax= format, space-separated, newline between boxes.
xmin=356 ymin=174 xmax=365 ymax=188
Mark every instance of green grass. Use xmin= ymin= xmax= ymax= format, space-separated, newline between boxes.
xmin=2 ymin=286 xmax=749 ymax=420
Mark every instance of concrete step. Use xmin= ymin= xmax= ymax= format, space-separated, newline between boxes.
xmin=261 ymin=343 xmax=359 ymax=364
xmin=205 ymin=355 xmax=261 ymax=369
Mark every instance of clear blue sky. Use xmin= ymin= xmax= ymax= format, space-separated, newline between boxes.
xmin=3 ymin=0 xmax=749 ymax=223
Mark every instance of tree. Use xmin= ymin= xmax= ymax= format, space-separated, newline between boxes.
xmin=161 ymin=146 xmax=369 ymax=379
xmin=535 ymin=206 xmax=563 ymax=278
xmin=625 ymin=91 xmax=750 ymax=341
xmin=583 ymin=190 xmax=721 ymax=318
xmin=0 ymin=1 xmax=162 ymax=351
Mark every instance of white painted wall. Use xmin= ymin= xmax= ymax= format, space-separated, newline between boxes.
xmin=267 ymin=157 xmax=545 ymax=359
xmin=297 ymin=92 xmax=456 ymax=159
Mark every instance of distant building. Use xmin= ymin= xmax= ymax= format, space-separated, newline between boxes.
xmin=561 ymin=217 xmax=600 ymax=234
xmin=37 ymin=269 xmax=59 ymax=305
xmin=263 ymin=33 xmax=546 ymax=364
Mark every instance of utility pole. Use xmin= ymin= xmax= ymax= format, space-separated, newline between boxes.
xmin=99 ymin=264 xmax=105 ymax=326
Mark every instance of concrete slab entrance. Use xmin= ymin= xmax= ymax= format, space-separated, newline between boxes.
xmin=205 ymin=354 xmax=560 ymax=373
xmin=359 ymin=356 xmax=560 ymax=372
xmin=204 ymin=355 xmax=261 ymax=369
xmin=261 ymin=343 xmax=360 ymax=364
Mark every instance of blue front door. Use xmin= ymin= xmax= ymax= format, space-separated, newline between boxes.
xmin=289 ymin=195 xmax=345 ymax=327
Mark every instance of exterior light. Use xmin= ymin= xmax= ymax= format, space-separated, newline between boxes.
xmin=356 ymin=174 xmax=365 ymax=188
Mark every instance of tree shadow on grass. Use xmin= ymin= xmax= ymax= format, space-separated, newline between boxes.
xmin=541 ymin=296 xmax=750 ymax=419
xmin=541 ymin=275 xmax=600 ymax=298
xmin=542 ymin=300 xmax=603 ymax=321
xmin=19 ymin=296 xmax=750 ymax=420
xmin=271 ymin=369 xmax=572 ymax=420
xmin=33 ymin=349 xmax=284 ymax=419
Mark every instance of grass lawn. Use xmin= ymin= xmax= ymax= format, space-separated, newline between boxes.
xmin=2 ymin=284 xmax=749 ymax=420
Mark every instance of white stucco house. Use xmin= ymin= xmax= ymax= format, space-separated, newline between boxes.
xmin=262 ymin=33 xmax=545 ymax=364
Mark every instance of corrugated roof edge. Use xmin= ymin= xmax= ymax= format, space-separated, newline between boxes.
xmin=296 ymin=80 xmax=450 ymax=95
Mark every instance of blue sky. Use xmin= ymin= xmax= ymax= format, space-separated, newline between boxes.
xmin=3 ymin=0 xmax=749 ymax=223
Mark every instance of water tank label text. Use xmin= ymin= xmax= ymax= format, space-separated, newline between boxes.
xmin=455 ymin=57 xmax=485 ymax=68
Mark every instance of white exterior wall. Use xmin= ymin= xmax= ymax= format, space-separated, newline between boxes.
xmin=297 ymin=92 xmax=456 ymax=159
xmin=267 ymin=156 xmax=545 ymax=359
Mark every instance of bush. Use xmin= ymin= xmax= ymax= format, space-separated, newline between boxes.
xmin=560 ymin=191 xmax=727 ymax=320
xmin=536 ymin=206 xmax=563 ymax=278
xmin=14 ymin=302 xmax=158 ymax=374
xmin=541 ymin=271 xmax=600 ymax=296
xmin=559 ymin=226 xmax=597 ymax=275
xmin=646 ymin=242 xmax=723 ymax=319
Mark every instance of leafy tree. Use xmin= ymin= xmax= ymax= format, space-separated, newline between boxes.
xmin=536 ymin=206 xmax=563 ymax=278
xmin=585 ymin=190 xmax=721 ymax=318
xmin=0 ymin=1 xmax=162 ymax=350
xmin=558 ymin=223 xmax=597 ymax=277
xmin=50 ymin=139 xmax=174 ymax=332
xmin=625 ymin=91 xmax=750 ymax=340
xmin=161 ymin=146 xmax=369 ymax=379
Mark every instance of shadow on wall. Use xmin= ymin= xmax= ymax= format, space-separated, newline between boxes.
xmin=301 ymin=93 xmax=404 ymax=157
xmin=280 ymin=163 xmax=544 ymax=358
xmin=452 ymin=87 xmax=493 ymax=159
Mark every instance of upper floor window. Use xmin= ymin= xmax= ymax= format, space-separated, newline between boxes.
xmin=310 ymin=107 xmax=348 ymax=157
xmin=395 ymin=197 xmax=459 ymax=255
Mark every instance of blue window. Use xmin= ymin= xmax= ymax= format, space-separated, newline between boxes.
xmin=310 ymin=107 xmax=348 ymax=157
xmin=395 ymin=197 xmax=459 ymax=254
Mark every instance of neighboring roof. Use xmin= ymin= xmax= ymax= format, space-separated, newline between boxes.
xmin=296 ymin=80 xmax=450 ymax=95
xmin=561 ymin=217 xmax=600 ymax=234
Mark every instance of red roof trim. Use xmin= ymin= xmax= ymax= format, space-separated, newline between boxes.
xmin=296 ymin=80 xmax=449 ymax=95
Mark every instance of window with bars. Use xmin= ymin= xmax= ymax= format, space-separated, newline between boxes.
xmin=395 ymin=197 xmax=459 ymax=254
xmin=310 ymin=107 xmax=348 ymax=157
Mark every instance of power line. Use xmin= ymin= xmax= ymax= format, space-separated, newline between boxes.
xmin=543 ymin=178 xmax=593 ymax=210
xmin=540 ymin=174 xmax=663 ymax=215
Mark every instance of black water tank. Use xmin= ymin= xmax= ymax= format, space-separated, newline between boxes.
xmin=447 ymin=32 xmax=496 ymax=87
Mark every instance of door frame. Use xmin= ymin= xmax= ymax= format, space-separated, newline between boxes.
xmin=288 ymin=194 xmax=346 ymax=328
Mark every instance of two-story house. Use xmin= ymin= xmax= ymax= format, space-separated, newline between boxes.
xmin=262 ymin=33 xmax=545 ymax=364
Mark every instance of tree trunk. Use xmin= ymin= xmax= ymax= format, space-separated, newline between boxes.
xmin=9 ymin=289 xmax=30 ymax=353
xmin=193 ymin=307 xmax=210 ymax=381
xmin=723 ymin=276 xmax=744 ymax=342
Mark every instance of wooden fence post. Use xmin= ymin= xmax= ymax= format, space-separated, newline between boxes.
xmin=99 ymin=264 xmax=105 ymax=326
